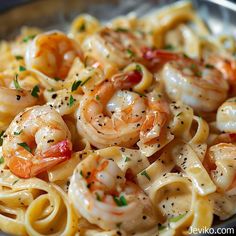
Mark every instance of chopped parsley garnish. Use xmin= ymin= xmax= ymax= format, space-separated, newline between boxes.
xmin=135 ymin=91 xmax=146 ymax=97
xmin=115 ymin=27 xmax=128 ymax=32
xmin=141 ymin=170 xmax=151 ymax=181
xmin=79 ymin=23 xmax=86 ymax=32
xmin=164 ymin=44 xmax=175 ymax=50
xmin=47 ymin=88 xmax=55 ymax=92
xmin=17 ymin=142 xmax=32 ymax=153
xmin=13 ymin=74 xmax=21 ymax=90
xmin=126 ymin=49 xmax=135 ymax=57
xmin=158 ymin=225 xmax=167 ymax=231
xmin=19 ymin=65 xmax=26 ymax=72
xmin=205 ymin=64 xmax=214 ymax=69
xmin=71 ymin=80 xmax=82 ymax=91
xmin=125 ymin=156 xmax=131 ymax=162
xmin=113 ymin=195 xmax=127 ymax=207
xmin=195 ymin=70 xmax=202 ymax=77
xmin=0 ymin=131 xmax=4 ymax=146
xmin=12 ymin=179 xmax=19 ymax=185
xmin=183 ymin=53 xmax=189 ymax=59
xmin=169 ymin=213 xmax=187 ymax=223
xmin=135 ymin=64 xmax=142 ymax=73
xmin=95 ymin=192 xmax=101 ymax=201
xmin=15 ymin=55 xmax=23 ymax=60
xmin=0 ymin=156 xmax=4 ymax=164
xmin=80 ymin=170 xmax=83 ymax=177
xmin=81 ymin=77 xmax=91 ymax=86
xmin=95 ymin=95 xmax=100 ymax=100
xmin=69 ymin=95 xmax=75 ymax=107
xmin=190 ymin=64 xmax=197 ymax=70
xmin=31 ymin=85 xmax=40 ymax=98
xmin=22 ymin=35 xmax=36 ymax=43
xmin=176 ymin=112 xmax=182 ymax=117
xmin=53 ymin=77 xmax=61 ymax=81
xmin=14 ymin=130 xmax=23 ymax=135
xmin=116 ymin=222 xmax=122 ymax=228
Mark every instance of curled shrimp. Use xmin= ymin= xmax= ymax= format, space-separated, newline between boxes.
xmin=76 ymin=71 xmax=146 ymax=148
xmin=0 ymin=87 xmax=38 ymax=130
xmin=2 ymin=105 xmax=72 ymax=178
xmin=69 ymin=154 xmax=156 ymax=233
xmin=206 ymin=54 xmax=236 ymax=82
xmin=82 ymin=27 xmax=146 ymax=75
xmin=216 ymin=97 xmax=236 ymax=133
xmin=207 ymin=143 xmax=236 ymax=191
xmin=140 ymin=91 xmax=170 ymax=143
xmin=25 ymin=30 xmax=81 ymax=80
xmin=145 ymin=50 xmax=229 ymax=112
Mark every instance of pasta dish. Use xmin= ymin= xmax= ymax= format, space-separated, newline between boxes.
xmin=0 ymin=1 xmax=236 ymax=235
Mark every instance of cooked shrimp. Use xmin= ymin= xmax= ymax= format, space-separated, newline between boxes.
xmin=2 ymin=105 xmax=72 ymax=178
xmin=207 ymin=143 xmax=236 ymax=191
xmin=82 ymin=27 xmax=146 ymax=75
xmin=69 ymin=154 xmax=156 ymax=233
xmin=25 ymin=30 xmax=81 ymax=80
xmin=206 ymin=54 xmax=236 ymax=82
xmin=0 ymin=87 xmax=38 ymax=130
xmin=152 ymin=51 xmax=229 ymax=112
xmin=140 ymin=91 xmax=170 ymax=143
xmin=76 ymin=71 xmax=146 ymax=148
xmin=216 ymin=97 xmax=236 ymax=133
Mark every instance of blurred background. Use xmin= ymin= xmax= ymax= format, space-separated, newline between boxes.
xmin=0 ymin=0 xmax=236 ymax=12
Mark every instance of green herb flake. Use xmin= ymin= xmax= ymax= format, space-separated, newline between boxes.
xmin=53 ymin=77 xmax=61 ymax=81
xmin=126 ymin=49 xmax=135 ymax=58
xmin=31 ymin=85 xmax=40 ymax=98
xmin=71 ymin=80 xmax=82 ymax=92
xmin=119 ymin=196 xmax=127 ymax=206
xmin=125 ymin=156 xmax=131 ymax=162
xmin=164 ymin=44 xmax=175 ymax=50
xmin=195 ymin=70 xmax=202 ymax=77
xmin=12 ymin=179 xmax=19 ymax=185
xmin=95 ymin=192 xmax=101 ymax=201
xmin=17 ymin=142 xmax=32 ymax=153
xmin=14 ymin=130 xmax=23 ymax=135
xmin=135 ymin=91 xmax=147 ymax=97
xmin=205 ymin=64 xmax=214 ymax=69
xmin=190 ymin=64 xmax=197 ymax=70
xmin=69 ymin=95 xmax=75 ymax=107
xmin=19 ymin=65 xmax=26 ymax=72
xmin=95 ymin=95 xmax=100 ymax=101
xmin=80 ymin=170 xmax=83 ymax=177
xmin=169 ymin=213 xmax=187 ymax=223
xmin=0 ymin=156 xmax=4 ymax=164
xmin=15 ymin=55 xmax=23 ymax=60
xmin=22 ymin=35 xmax=36 ymax=43
xmin=183 ymin=53 xmax=189 ymax=59
xmin=115 ymin=27 xmax=128 ymax=33
xmin=113 ymin=195 xmax=128 ymax=207
xmin=158 ymin=225 xmax=167 ymax=231
xmin=116 ymin=222 xmax=122 ymax=228
xmin=81 ymin=77 xmax=91 ymax=86
xmin=176 ymin=112 xmax=182 ymax=117
xmin=141 ymin=170 xmax=151 ymax=181
xmin=0 ymin=131 xmax=4 ymax=146
xmin=135 ymin=64 xmax=142 ymax=73
xmin=79 ymin=23 xmax=86 ymax=32
xmin=13 ymin=74 xmax=22 ymax=90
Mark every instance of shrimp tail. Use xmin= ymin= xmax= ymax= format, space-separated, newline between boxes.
xmin=8 ymin=140 xmax=72 ymax=178
xmin=43 ymin=139 xmax=72 ymax=158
